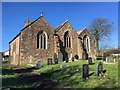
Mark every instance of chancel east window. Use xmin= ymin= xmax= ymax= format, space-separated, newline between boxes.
xmin=37 ymin=31 xmax=47 ymax=49
xmin=64 ymin=31 xmax=72 ymax=48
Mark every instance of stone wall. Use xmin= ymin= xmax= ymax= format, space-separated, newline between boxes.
xmin=78 ymin=29 xmax=96 ymax=59
xmin=10 ymin=36 xmax=20 ymax=65
xmin=9 ymin=16 xmax=96 ymax=65
xmin=55 ymin=21 xmax=79 ymax=60
xmin=19 ymin=16 xmax=54 ymax=64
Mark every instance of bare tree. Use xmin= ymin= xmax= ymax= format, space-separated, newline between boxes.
xmin=88 ymin=18 xmax=113 ymax=54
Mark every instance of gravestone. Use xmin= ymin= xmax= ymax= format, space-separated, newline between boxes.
xmin=106 ymin=57 xmax=109 ymax=62
xmin=48 ymin=58 xmax=53 ymax=65
xmin=82 ymin=64 xmax=89 ymax=80
xmin=96 ymin=62 xmax=103 ymax=76
xmin=54 ymin=53 xmax=57 ymax=60
xmin=65 ymin=57 xmax=69 ymax=63
xmin=58 ymin=52 xmax=63 ymax=62
xmin=72 ymin=57 xmax=74 ymax=62
xmin=82 ymin=52 xmax=86 ymax=60
xmin=60 ymin=64 xmax=69 ymax=70
xmin=54 ymin=58 xmax=58 ymax=64
xmin=35 ymin=61 xmax=41 ymax=68
xmin=102 ymin=53 xmax=106 ymax=61
xmin=54 ymin=53 xmax=58 ymax=64
xmin=82 ymin=52 xmax=88 ymax=60
xmin=114 ymin=58 xmax=116 ymax=62
xmin=74 ymin=55 xmax=79 ymax=60
xmin=88 ymin=57 xmax=92 ymax=65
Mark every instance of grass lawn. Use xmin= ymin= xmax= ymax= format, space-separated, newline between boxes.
xmin=2 ymin=59 xmax=119 ymax=89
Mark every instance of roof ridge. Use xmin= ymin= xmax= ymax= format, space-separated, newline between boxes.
xmin=9 ymin=16 xmax=47 ymax=44
xmin=54 ymin=20 xmax=68 ymax=33
xmin=77 ymin=27 xmax=87 ymax=35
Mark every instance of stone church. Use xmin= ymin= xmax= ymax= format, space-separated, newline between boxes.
xmin=9 ymin=14 xmax=96 ymax=65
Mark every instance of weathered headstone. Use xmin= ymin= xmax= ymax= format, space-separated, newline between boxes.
xmin=82 ymin=64 xmax=89 ymax=80
xmin=88 ymin=57 xmax=92 ymax=65
xmin=54 ymin=53 xmax=58 ymax=64
xmin=54 ymin=53 xmax=57 ymax=60
xmin=113 ymin=58 xmax=116 ymax=62
xmin=106 ymin=57 xmax=109 ymax=62
xmin=82 ymin=52 xmax=86 ymax=60
xmin=102 ymin=53 xmax=106 ymax=61
xmin=35 ymin=61 xmax=41 ymax=68
xmin=74 ymin=55 xmax=79 ymax=60
xmin=48 ymin=58 xmax=53 ymax=65
xmin=60 ymin=64 xmax=69 ymax=70
xmin=58 ymin=52 xmax=63 ymax=62
xmin=54 ymin=58 xmax=58 ymax=64
xmin=72 ymin=57 xmax=74 ymax=62
xmin=96 ymin=62 xmax=103 ymax=76
xmin=65 ymin=57 xmax=69 ymax=63
xmin=82 ymin=52 xmax=88 ymax=60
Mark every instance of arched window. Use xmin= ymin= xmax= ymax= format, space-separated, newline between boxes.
xmin=37 ymin=31 xmax=47 ymax=49
xmin=64 ymin=31 xmax=72 ymax=48
xmin=83 ymin=35 xmax=89 ymax=52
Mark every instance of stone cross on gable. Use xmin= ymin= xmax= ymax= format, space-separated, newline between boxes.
xmin=66 ymin=17 xmax=68 ymax=21
xmin=41 ymin=10 xmax=43 ymax=16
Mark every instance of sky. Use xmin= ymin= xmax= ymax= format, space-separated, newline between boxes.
xmin=1 ymin=2 xmax=118 ymax=52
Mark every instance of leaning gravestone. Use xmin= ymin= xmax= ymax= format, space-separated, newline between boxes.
xmin=54 ymin=53 xmax=58 ymax=64
xmin=96 ymin=62 xmax=103 ymax=76
xmin=72 ymin=57 xmax=74 ymax=62
xmin=35 ymin=61 xmax=41 ymax=68
xmin=58 ymin=52 xmax=63 ymax=62
xmin=82 ymin=64 xmax=89 ymax=80
xmin=48 ymin=58 xmax=53 ymax=65
xmin=88 ymin=57 xmax=92 ymax=65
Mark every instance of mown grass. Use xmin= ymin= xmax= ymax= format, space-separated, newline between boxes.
xmin=2 ymin=64 xmax=31 ymax=88
xmin=33 ymin=60 xmax=118 ymax=88
xmin=2 ymin=59 xmax=119 ymax=88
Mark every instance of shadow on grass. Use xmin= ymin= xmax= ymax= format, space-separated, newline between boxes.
xmin=93 ymin=77 xmax=118 ymax=89
xmin=2 ymin=67 xmax=38 ymax=75
xmin=3 ymin=71 xmax=65 ymax=88
xmin=90 ymin=63 xmax=95 ymax=65
xmin=2 ymin=69 xmax=14 ymax=75
xmin=88 ymin=72 xmax=94 ymax=77
xmin=43 ymin=65 xmax=84 ymax=86
xmin=2 ymin=65 xmax=66 ymax=88
xmin=13 ymin=67 xmax=37 ymax=73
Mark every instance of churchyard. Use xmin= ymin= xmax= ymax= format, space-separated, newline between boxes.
xmin=2 ymin=57 xmax=119 ymax=89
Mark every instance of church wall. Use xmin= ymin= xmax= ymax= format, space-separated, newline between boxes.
xmin=56 ymin=22 xmax=79 ymax=60
xmin=77 ymin=38 xmax=84 ymax=59
xmin=9 ymin=16 xmax=96 ymax=65
xmin=10 ymin=36 xmax=20 ymax=65
xmin=19 ymin=17 xmax=54 ymax=64
xmin=79 ymin=29 xmax=96 ymax=59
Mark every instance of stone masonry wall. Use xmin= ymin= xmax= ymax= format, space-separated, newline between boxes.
xmin=10 ymin=36 xmax=20 ymax=65
xmin=19 ymin=16 xmax=54 ymax=64
xmin=56 ymin=21 xmax=79 ymax=60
